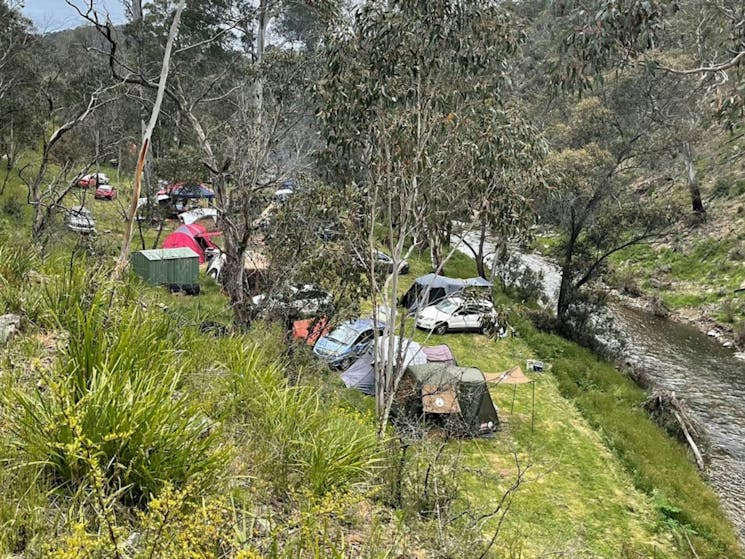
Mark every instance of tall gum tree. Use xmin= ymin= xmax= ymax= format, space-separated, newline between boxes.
xmin=317 ymin=0 xmax=546 ymax=428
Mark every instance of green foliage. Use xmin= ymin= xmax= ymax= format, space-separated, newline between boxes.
xmin=5 ymin=269 xmax=224 ymax=505
xmin=217 ymin=341 xmax=382 ymax=498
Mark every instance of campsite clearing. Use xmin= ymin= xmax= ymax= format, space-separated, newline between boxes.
xmin=382 ymin=251 xmax=741 ymax=558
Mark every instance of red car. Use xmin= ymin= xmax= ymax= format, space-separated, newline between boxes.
xmin=94 ymin=185 xmax=117 ymax=200
xmin=77 ymin=172 xmax=110 ymax=188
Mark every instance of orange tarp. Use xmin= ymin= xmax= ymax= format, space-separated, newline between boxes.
xmin=291 ymin=318 xmax=331 ymax=345
xmin=484 ymin=366 xmax=533 ymax=385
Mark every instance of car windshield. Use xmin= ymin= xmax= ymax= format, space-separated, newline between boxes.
xmin=435 ymin=299 xmax=460 ymax=314
xmin=326 ymin=324 xmax=361 ymax=345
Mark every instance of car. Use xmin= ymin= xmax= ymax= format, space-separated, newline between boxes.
xmin=374 ymin=250 xmax=409 ymax=274
xmin=313 ymin=318 xmax=386 ymax=369
xmin=65 ymin=206 xmax=96 ymax=234
xmin=94 ymin=185 xmax=117 ymax=200
xmin=206 ymin=251 xmax=225 ymax=281
xmin=252 ymin=284 xmax=334 ymax=321
xmin=77 ymin=172 xmax=110 ymax=188
xmin=415 ymin=296 xmax=496 ymax=335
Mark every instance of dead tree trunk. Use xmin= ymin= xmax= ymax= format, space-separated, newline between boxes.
xmin=682 ymin=141 xmax=705 ymax=214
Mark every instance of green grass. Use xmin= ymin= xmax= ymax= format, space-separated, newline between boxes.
xmin=394 ymin=252 xmax=743 ymax=558
xmin=612 ymin=238 xmax=745 ymax=317
xmin=517 ymin=326 xmax=743 ymax=558
xmin=1 ymin=158 xmax=743 ymax=557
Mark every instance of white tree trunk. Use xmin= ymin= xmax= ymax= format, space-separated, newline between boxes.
xmin=113 ymin=0 xmax=186 ymax=280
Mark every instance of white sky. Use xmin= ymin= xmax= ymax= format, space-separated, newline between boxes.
xmin=20 ymin=0 xmax=126 ymax=32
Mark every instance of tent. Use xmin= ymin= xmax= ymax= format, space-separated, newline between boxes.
xmin=341 ymin=353 xmax=376 ymax=396
xmin=376 ymin=335 xmax=427 ymax=369
xmin=421 ymin=344 xmax=457 ymax=366
xmin=397 ymin=363 xmax=499 ymax=434
xmin=162 ymin=223 xmax=220 ymax=263
xmin=400 ymin=274 xmax=492 ymax=312
xmin=179 ymin=207 xmax=219 ymax=225
xmin=342 ymin=337 xmax=430 ymax=397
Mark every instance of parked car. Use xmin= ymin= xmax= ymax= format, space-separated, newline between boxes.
xmin=77 ymin=172 xmax=110 ymax=188
xmin=415 ymin=296 xmax=496 ymax=335
xmin=94 ymin=184 xmax=117 ymax=200
xmin=206 ymin=251 xmax=225 ymax=281
xmin=376 ymin=250 xmax=409 ymax=274
xmin=252 ymin=284 xmax=334 ymax=321
xmin=65 ymin=206 xmax=96 ymax=234
xmin=313 ymin=318 xmax=386 ymax=369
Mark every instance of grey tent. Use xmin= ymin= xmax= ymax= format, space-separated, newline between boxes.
xmin=376 ymin=335 xmax=427 ymax=369
xmin=341 ymin=353 xmax=375 ymax=396
xmin=400 ymin=274 xmax=492 ymax=312
xmin=397 ymin=363 xmax=499 ymax=435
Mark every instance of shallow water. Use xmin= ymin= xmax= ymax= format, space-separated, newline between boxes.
xmin=614 ymin=305 xmax=745 ymax=538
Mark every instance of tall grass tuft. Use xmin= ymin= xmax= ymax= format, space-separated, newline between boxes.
xmin=0 ymin=234 xmax=42 ymax=320
xmin=219 ymin=341 xmax=382 ymax=498
xmin=5 ymin=269 xmax=224 ymax=505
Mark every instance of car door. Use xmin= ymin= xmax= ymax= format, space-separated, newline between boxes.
xmin=447 ymin=306 xmax=469 ymax=331
xmin=353 ymin=330 xmax=375 ymax=355
xmin=461 ymin=304 xmax=483 ymax=330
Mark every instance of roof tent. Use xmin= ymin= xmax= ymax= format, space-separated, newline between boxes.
xmin=400 ymin=274 xmax=492 ymax=312
xmin=398 ymin=363 xmax=499 ymax=435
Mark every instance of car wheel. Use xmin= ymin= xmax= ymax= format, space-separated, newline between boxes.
xmin=433 ymin=323 xmax=447 ymax=335
xmin=338 ymin=357 xmax=353 ymax=370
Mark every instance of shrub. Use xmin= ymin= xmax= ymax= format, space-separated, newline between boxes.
xmin=6 ymin=272 xmax=224 ymax=505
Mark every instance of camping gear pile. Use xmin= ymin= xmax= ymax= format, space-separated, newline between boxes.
xmin=337 ymin=333 xmax=501 ymax=436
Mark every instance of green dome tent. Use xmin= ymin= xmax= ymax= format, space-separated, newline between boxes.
xmin=397 ymin=363 xmax=499 ymax=435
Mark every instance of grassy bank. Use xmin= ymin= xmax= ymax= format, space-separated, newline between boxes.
xmin=398 ymin=252 xmax=743 ymax=558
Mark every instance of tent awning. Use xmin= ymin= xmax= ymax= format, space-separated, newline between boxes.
xmin=484 ymin=366 xmax=532 ymax=385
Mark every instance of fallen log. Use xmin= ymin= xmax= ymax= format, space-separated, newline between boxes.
xmin=644 ymin=390 xmax=706 ymax=471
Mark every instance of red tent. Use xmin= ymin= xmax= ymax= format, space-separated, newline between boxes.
xmin=162 ymin=224 xmax=219 ymax=263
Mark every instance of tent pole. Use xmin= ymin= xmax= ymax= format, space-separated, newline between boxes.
xmin=510 ymin=385 xmax=516 ymax=414
xmin=531 ymin=381 xmax=535 ymax=433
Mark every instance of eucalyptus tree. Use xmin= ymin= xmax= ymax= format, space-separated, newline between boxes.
xmin=318 ymin=0 xmax=546 ymax=426
xmin=0 ymin=2 xmax=39 ymax=193
xmin=76 ymin=0 xmax=342 ymax=324
xmin=540 ymin=92 xmax=679 ymax=337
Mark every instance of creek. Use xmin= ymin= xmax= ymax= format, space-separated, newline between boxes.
xmin=454 ymin=233 xmax=745 ymax=541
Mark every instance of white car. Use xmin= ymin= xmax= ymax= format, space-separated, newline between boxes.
xmin=415 ymin=296 xmax=496 ymax=335
xmin=252 ymin=284 xmax=334 ymax=320
xmin=206 ymin=251 xmax=225 ymax=281
xmin=65 ymin=206 xmax=96 ymax=234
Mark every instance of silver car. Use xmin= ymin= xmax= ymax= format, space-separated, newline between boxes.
xmin=65 ymin=206 xmax=96 ymax=234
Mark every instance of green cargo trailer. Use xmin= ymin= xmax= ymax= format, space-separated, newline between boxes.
xmin=131 ymin=248 xmax=200 ymax=294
